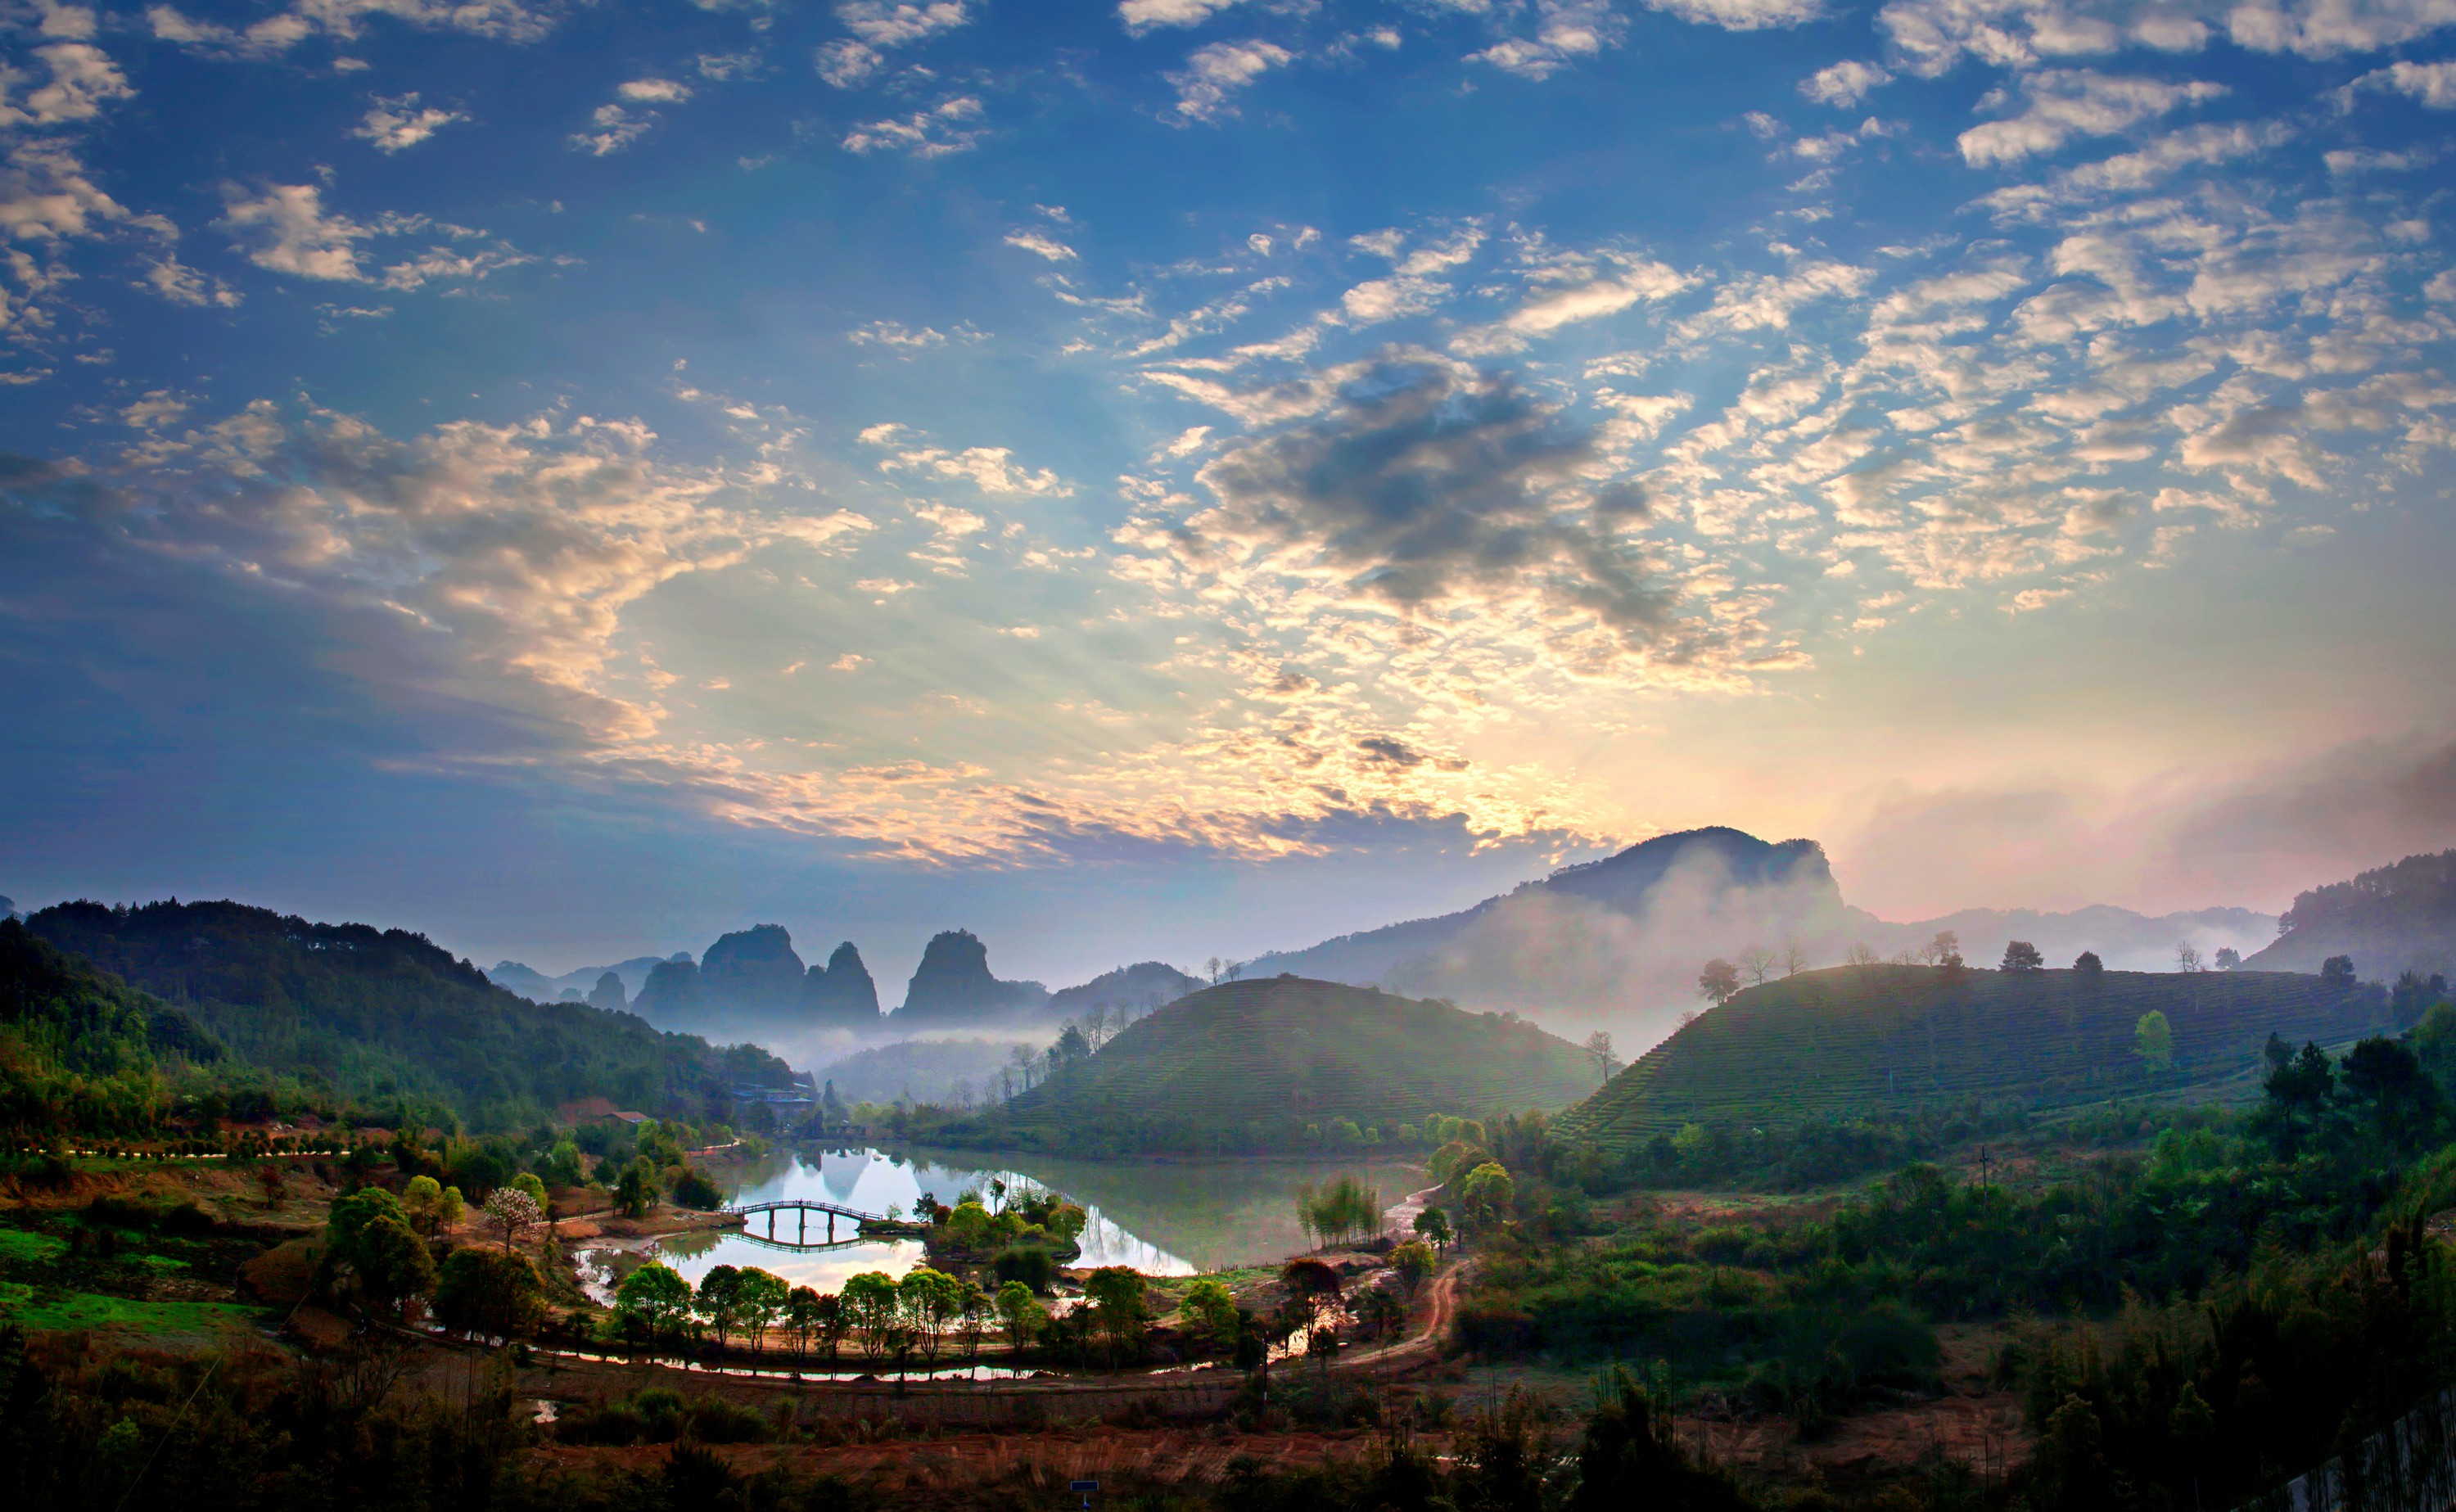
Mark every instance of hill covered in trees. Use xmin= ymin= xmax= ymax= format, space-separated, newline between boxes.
xmin=2246 ymin=847 xmax=2456 ymax=978
xmin=20 ymin=900 xmax=789 ymax=1131
xmin=1551 ymin=963 xmax=2391 ymax=1150
xmin=950 ymin=975 xmax=1600 ymax=1153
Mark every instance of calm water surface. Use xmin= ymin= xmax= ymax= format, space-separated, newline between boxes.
xmin=608 ymin=1145 xmax=1423 ymax=1293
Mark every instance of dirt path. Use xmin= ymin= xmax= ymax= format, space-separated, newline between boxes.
xmin=1336 ymin=1256 xmax=1466 ymax=1374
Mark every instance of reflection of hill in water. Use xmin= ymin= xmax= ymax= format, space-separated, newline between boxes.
xmin=926 ymin=1150 xmax=1426 ymax=1271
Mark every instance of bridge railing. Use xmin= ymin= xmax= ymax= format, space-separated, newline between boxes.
xmin=2237 ymin=1388 xmax=2456 ymax=1512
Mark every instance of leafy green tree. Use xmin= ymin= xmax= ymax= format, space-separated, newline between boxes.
xmin=957 ymin=1280 xmax=992 ymax=1362
xmin=1412 ymin=1206 xmax=1452 ymax=1252
xmin=2133 ymin=1010 xmax=2174 ymax=1076
xmin=782 ymin=1285 xmax=825 ymax=1362
xmin=1391 ymin=1239 xmax=1436 ymax=1294
xmin=995 ymin=1279 xmax=1041 ymax=1352
xmin=509 ymin=1170 xmax=549 ymax=1215
xmin=327 ymin=1199 xmax=436 ymax=1320
xmin=1697 ymin=959 xmax=1740 ymax=1007
xmin=612 ymin=1262 xmax=693 ymax=1356
xmin=697 ymin=1265 xmax=745 ymax=1348
xmin=2001 ymin=940 xmax=2044 ymax=972
xmin=842 ymin=1271 xmax=901 ymax=1358
xmin=2074 ymin=950 xmax=2104 ymax=980
xmin=432 ymin=1248 xmax=544 ymax=1339
xmin=613 ymin=1157 xmax=657 ymax=1217
xmin=1084 ymin=1265 xmax=1151 ymax=1364
xmin=1357 ymin=1285 xmax=1406 ymax=1343
xmin=734 ymin=1267 xmax=789 ymax=1352
xmin=899 ymin=1266 xmax=965 ymax=1366
xmin=670 ymin=1166 xmax=724 ymax=1210
xmin=1461 ymin=1162 xmax=1515 ymax=1228
xmin=1180 ymin=1277 xmax=1239 ymax=1350
xmin=2323 ymin=955 xmax=2358 ymax=990
xmin=401 ymin=1175 xmax=445 ymax=1236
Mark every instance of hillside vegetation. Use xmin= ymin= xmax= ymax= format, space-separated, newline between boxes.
xmin=1552 ymin=964 xmax=2391 ymax=1149
xmin=2246 ymin=846 xmax=2456 ymax=977
xmin=967 ymin=975 xmax=1600 ymax=1152
xmin=22 ymin=900 xmax=788 ymax=1130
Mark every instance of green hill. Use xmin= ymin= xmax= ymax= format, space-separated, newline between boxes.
xmin=22 ymin=900 xmax=789 ymax=1130
xmin=1552 ymin=964 xmax=2392 ymax=1150
xmin=2244 ymin=848 xmax=2456 ymax=979
xmin=976 ymin=976 xmax=1599 ymax=1148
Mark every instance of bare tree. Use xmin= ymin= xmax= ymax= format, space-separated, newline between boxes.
xmin=1206 ymin=956 xmax=1223 ymax=985
xmin=2175 ymin=941 xmax=2204 ymax=973
xmin=1781 ymin=942 xmax=1808 ymax=977
xmin=1844 ymin=941 xmax=1882 ymax=968
xmin=1740 ymin=945 xmax=1778 ymax=986
xmin=1582 ymin=1030 xmax=1617 ymax=1087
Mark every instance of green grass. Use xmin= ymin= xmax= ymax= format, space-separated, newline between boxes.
xmin=1001 ymin=977 xmax=1601 ymax=1130
xmin=0 ymin=1283 xmax=261 ymax=1337
xmin=0 ymin=1229 xmax=68 ymax=1264
xmin=1554 ymin=965 xmax=2389 ymax=1149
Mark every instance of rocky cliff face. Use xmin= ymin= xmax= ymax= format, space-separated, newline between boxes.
xmin=587 ymin=970 xmax=627 ymax=1013
xmin=804 ymin=941 xmax=883 ymax=1027
xmin=699 ymin=924 xmax=808 ymax=1016
xmin=896 ymin=929 xmax=1048 ymax=1023
xmin=632 ymin=958 xmax=708 ymax=1024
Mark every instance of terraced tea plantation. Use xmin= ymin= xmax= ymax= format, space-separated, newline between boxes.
xmin=1552 ymin=965 xmax=2390 ymax=1150
xmin=1000 ymin=975 xmax=1600 ymax=1131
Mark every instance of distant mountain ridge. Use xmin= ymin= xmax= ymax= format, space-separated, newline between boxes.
xmin=1242 ymin=826 xmax=2272 ymax=1019
xmin=2246 ymin=848 xmax=2456 ymax=978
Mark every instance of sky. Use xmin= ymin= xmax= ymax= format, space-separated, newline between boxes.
xmin=2 ymin=0 xmax=2454 ymax=991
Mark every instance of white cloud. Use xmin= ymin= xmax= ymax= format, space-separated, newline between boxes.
xmin=842 ymin=97 xmax=985 ymax=156
xmin=351 ymin=94 xmax=467 ymax=152
xmin=848 ymin=319 xmax=947 ymax=347
xmin=819 ymin=2 xmax=969 ymax=85
xmin=217 ymin=183 xmax=369 ymax=281
xmin=1646 ymin=0 xmax=1821 ymax=30
xmin=2230 ymin=0 xmax=2456 ymax=57
xmin=1959 ymin=70 xmax=2226 ymax=167
xmin=1120 ymin=0 xmax=1244 ymax=31
xmin=617 ymin=77 xmax=693 ymax=103
xmin=874 ymin=436 xmax=1075 ymax=496
xmin=571 ymin=104 xmax=655 ymax=156
xmin=1456 ymin=255 xmax=1695 ymax=354
xmin=1801 ymin=59 xmax=1891 ymax=106
xmin=1166 ymin=39 xmax=1293 ymax=122
xmin=147 ymin=0 xmax=567 ymax=56
xmin=0 ymin=41 xmax=133 ymax=128
xmin=1470 ymin=0 xmax=1627 ymax=78
xmin=2348 ymin=58 xmax=2456 ymax=107
xmin=1005 ymin=229 xmax=1078 ymax=261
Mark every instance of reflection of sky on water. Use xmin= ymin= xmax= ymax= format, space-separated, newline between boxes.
xmin=645 ymin=1147 xmax=1199 ymax=1291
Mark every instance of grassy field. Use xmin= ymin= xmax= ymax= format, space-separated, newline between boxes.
xmin=1001 ymin=977 xmax=1600 ymax=1131
xmin=1553 ymin=964 xmax=2389 ymax=1149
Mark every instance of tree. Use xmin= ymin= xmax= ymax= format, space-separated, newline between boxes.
xmin=2175 ymin=941 xmax=2204 ymax=973
xmin=1391 ymin=1239 xmax=1435 ymax=1295
xmin=1084 ymin=1266 xmax=1151 ymax=1365
xmin=995 ymin=1279 xmax=1041 ymax=1352
xmin=432 ymin=1248 xmax=544 ymax=1340
xmin=900 ymin=1266 xmax=965 ymax=1366
xmin=2075 ymin=950 xmax=2104 ymax=980
xmin=697 ymin=1265 xmax=746 ymax=1349
xmin=957 ymin=1281 xmax=991 ymax=1362
xmin=2214 ymin=946 xmax=2242 ymax=971
xmin=1180 ymin=1278 xmax=1239 ymax=1351
xmin=481 ymin=1185 xmax=542 ymax=1254
xmin=1740 ymin=946 xmax=1778 ymax=986
xmin=613 ymin=1262 xmax=693 ymax=1356
xmin=613 ymin=1157 xmax=657 ymax=1217
xmin=814 ymin=1291 xmax=851 ymax=1363
xmin=326 ymin=1195 xmax=436 ymax=1322
xmin=1697 ymin=959 xmax=1740 ymax=1007
xmin=842 ymin=1271 xmax=901 ymax=1358
xmin=1582 ymin=1030 xmax=1616 ymax=1087
xmin=401 ymin=1175 xmax=445 ymax=1236
xmin=2323 ymin=955 xmax=2358 ymax=991
xmin=2001 ymin=940 xmax=2044 ymax=973
xmin=735 ymin=1267 xmax=790 ymax=1353
xmin=1781 ymin=941 xmax=1808 ymax=977
xmin=1357 ymin=1285 xmax=1406 ymax=1343
xmin=1844 ymin=941 xmax=1882 ymax=968
xmin=783 ymin=1285 xmax=825 ymax=1363
xmin=1413 ymin=1206 xmax=1452 ymax=1252
xmin=2134 ymin=1010 xmax=2174 ymax=1076
xmin=1461 ymin=1162 xmax=1515 ymax=1228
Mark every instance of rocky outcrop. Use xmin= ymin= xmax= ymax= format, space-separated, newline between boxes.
xmin=587 ymin=970 xmax=627 ymax=1013
xmin=699 ymin=924 xmax=807 ymax=1016
xmin=804 ymin=941 xmax=882 ymax=1027
xmin=896 ymin=930 xmax=1048 ymax=1024
xmin=632 ymin=958 xmax=708 ymax=1024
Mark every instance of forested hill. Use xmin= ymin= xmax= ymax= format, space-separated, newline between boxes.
xmin=0 ymin=918 xmax=228 ymax=1129
xmin=1552 ymin=963 xmax=2391 ymax=1150
xmin=966 ymin=975 xmax=1600 ymax=1152
xmin=25 ymin=900 xmax=788 ymax=1129
xmin=2246 ymin=847 xmax=2456 ymax=977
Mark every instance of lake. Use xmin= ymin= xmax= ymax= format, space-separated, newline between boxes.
xmin=604 ymin=1144 xmax=1425 ymax=1296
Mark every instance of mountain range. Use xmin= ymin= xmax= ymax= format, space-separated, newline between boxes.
xmin=1243 ymin=827 xmax=2273 ymax=1023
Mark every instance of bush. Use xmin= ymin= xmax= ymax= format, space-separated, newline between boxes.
xmin=670 ymin=1167 xmax=724 ymax=1211
xmin=994 ymin=1246 xmax=1056 ymax=1293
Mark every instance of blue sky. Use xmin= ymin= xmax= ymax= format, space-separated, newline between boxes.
xmin=3 ymin=0 xmax=2454 ymax=986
